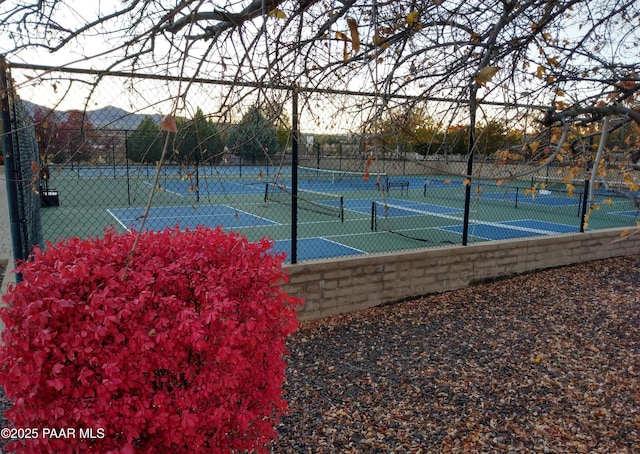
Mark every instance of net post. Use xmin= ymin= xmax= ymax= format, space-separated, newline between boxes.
xmin=291 ymin=88 xmax=299 ymax=264
xmin=515 ymin=187 xmax=519 ymax=209
xmin=371 ymin=201 xmax=376 ymax=231
xmin=340 ymin=196 xmax=344 ymax=223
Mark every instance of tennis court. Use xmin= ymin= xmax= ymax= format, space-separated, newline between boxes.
xmin=40 ymin=164 xmax=640 ymax=262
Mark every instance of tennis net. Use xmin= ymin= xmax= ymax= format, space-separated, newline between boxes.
xmin=298 ymin=166 xmax=388 ymax=190
xmin=265 ymin=182 xmax=344 ymax=222
xmin=370 ymin=200 xmax=458 ymax=244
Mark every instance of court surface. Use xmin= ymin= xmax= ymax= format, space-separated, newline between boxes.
xmin=40 ymin=166 xmax=639 ymax=263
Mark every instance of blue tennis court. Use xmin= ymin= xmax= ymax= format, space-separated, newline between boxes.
xmin=271 ymin=238 xmax=365 ymax=261
xmin=346 ymin=198 xmax=462 ymax=216
xmin=482 ymin=191 xmax=582 ymax=207
xmin=107 ymin=204 xmax=365 ymax=262
xmin=442 ymin=219 xmax=581 ymax=240
xmin=144 ymin=179 xmax=266 ymax=196
xmin=108 ymin=205 xmax=278 ymax=231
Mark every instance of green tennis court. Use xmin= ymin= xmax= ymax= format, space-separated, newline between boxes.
xmin=40 ymin=165 xmax=640 ymax=262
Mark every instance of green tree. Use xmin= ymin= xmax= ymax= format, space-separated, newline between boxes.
xmin=127 ymin=116 xmax=162 ymax=164
xmin=226 ymin=107 xmax=279 ymax=164
xmin=174 ymin=108 xmax=224 ymax=165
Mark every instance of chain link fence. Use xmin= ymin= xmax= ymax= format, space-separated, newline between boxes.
xmin=3 ymin=60 xmax=639 ymax=263
xmin=1 ymin=62 xmax=42 ymax=270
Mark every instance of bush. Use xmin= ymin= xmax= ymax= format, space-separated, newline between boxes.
xmin=0 ymin=226 xmax=302 ymax=453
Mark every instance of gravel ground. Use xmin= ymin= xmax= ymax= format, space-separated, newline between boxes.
xmin=272 ymin=254 xmax=640 ymax=453
xmin=1 ymin=256 xmax=639 ymax=453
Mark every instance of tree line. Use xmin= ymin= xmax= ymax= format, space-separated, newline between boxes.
xmin=32 ymin=106 xmax=284 ymax=166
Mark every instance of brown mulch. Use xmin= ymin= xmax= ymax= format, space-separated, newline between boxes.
xmin=271 ymin=255 xmax=640 ymax=453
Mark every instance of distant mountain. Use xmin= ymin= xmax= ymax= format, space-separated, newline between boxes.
xmin=20 ymin=100 xmax=164 ymax=130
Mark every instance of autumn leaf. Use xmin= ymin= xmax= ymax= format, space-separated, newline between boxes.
xmin=475 ymin=66 xmax=500 ymax=86
xmin=536 ymin=65 xmax=545 ymax=79
xmin=524 ymin=187 xmax=537 ymax=200
xmin=347 ymin=18 xmax=360 ymax=53
xmin=335 ymin=31 xmax=350 ymax=42
xmin=268 ymin=8 xmax=287 ymax=19
xmin=159 ymin=115 xmax=178 ymax=133
xmin=547 ymin=56 xmax=560 ymax=67
xmin=405 ymin=11 xmax=422 ymax=30
xmin=373 ymin=30 xmax=390 ymax=48
xmin=463 ymin=178 xmax=471 ymax=186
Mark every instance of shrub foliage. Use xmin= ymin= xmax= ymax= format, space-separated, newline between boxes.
xmin=0 ymin=227 xmax=301 ymax=453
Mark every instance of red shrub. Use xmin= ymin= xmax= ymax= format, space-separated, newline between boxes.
xmin=0 ymin=226 xmax=302 ymax=453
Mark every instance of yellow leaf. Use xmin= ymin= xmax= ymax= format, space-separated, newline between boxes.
xmin=475 ymin=66 xmax=500 ymax=87
xmin=443 ymin=179 xmax=452 ymax=185
xmin=347 ymin=18 xmax=360 ymax=54
xmin=532 ymin=354 xmax=543 ymax=363
xmin=566 ymin=183 xmax=575 ymax=196
xmin=620 ymin=230 xmax=629 ymax=237
xmin=258 ymin=170 xmax=264 ymax=180
xmin=524 ymin=187 xmax=537 ymax=200
xmin=547 ymin=56 xmax=560 ymax=67
xmin=536 ymin=65 xmax=545 ymax=79
xmin=463 ymin=178 xmax=471 ymax=186
xmin=373 ymin=31 xmax=389 ymax=48
xmin=268 ymin=8 xmax=287 ymax=19
xmin=406 ymin=11 xmax=422 ymax=29
xmin=335 ymin=31 xmax=350 ymax=42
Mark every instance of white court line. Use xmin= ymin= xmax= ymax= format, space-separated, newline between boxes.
xmin=106 ymin=208 xmax=133 ymax=232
